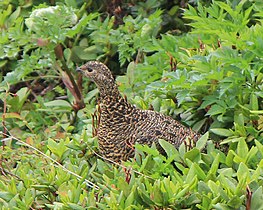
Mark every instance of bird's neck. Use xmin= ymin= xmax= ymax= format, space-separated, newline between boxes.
xmin=99 ymin=83 xmax=120 ymax=101
xmin=99 ymin=84 xmax=133 ymax=113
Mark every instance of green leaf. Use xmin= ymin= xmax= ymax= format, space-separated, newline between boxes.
xmin=47 ymin=138 xmax=68 ymax=159
xmin=72 ymin=46 xmax=98 ymax=61
xmin=176 ymin=90 xmax=189 ymax=106
xmin=135 ymin=144 xmax=160 ymax=157
xmin=210 ymin=128 xmax=233 ymax=137
xmin=126 ymin=61 xmax=136 ymax=86
xmin=159 ymin=139 xmax=180 ymax=160
xmin=206 ymin=104 xmax=226 ymax=116
xmin=234 ymin=113 xmax=244 ymax=126
xmin=175 ymin=184 xmax=190 ymax=199
xmin=64 ymin=48 xmax=72 ymax=64
xmin=0 ymin=60 xmax=8 ymax=67
xmin=8 ymin=6 xmax=21 ymax=24
xmin=196 ymin=132 xmax=208 ymax=150
xmin=184 ymin=148 xmax=201 ymax=163
xmin=225 ymin=150 xmax=235 ymax=167
xmin=67 ymin=203 xmax=86 ymax=210
xmin=44 ymin=100 xmax=72 ymax=107
xmin=66 ymin=13 xmax=99 ymax=37
xmin=246 ymin=146 xmax=258 ymax=164
xmin=213 ymin=203 xmax=233 ymax=210
xmin=0 ymin=192 xmax=14 ymax=202
xmin=227 ymin=195 xmax=243 ymax=209
xmin=250 ymin=93 xmax=259 ymax=110
xmin=237 ymin=162 xmax=249 ymax=183
xmin=255 ymin=140 xmax=263 ymax=157
xmin=207 ymin=153 xmax=220 ymax=179
xmin=193 ymin=163 xmax=206 ymax=181
xmin=237 ymin=138 xmax=248 ymax=160
xmin=152 ymin=183 xmax=163 ymax=205
xmin=137 ymin=188 xmax=155 ymax=206
xmin=220 ymin=136 xmax=246 ymax=144
xmin=207 ymin=180 xmax=219 ymax=197
xmin=192 ymin=118 xmax=207 ymax=132
xmin=251 ymin=186 xmax=263 ymax=210
xmin=125 ymin=191 xmax=135 ymax=208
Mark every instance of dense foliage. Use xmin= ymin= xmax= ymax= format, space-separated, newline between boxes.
xmin=1 ymin=0 xmax=263 ymax=209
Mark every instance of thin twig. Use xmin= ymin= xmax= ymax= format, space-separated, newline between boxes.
xmin=2 ymin=85 xmax=9 ymax=149
xmin=0 ymin=131 xmax=100 ymax=190
xmin=246 ymin=185 xmax=252 ymax=210
xmin=1 ymin=127 xmax=155 ymax=191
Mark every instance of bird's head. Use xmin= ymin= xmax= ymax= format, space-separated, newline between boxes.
xmin=76 ymin=61 xmax=116 ymax=94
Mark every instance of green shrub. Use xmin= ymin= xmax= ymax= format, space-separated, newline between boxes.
xmin=1 ymin=0 xmax=263 ymax=209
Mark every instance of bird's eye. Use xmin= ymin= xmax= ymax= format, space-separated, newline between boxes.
xmin=87 ymin=67 xmax=93 ymax=72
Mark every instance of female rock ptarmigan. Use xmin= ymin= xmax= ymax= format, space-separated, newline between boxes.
xmin=77 ymin=61 xmax=200 ymax=162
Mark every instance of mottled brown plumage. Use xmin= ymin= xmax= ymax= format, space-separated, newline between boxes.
xmin=77 ymin=61 xmax=200 ymax=162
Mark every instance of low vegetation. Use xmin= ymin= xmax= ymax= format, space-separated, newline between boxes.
xmin=0 ymin=0 xmax=263 ymax=209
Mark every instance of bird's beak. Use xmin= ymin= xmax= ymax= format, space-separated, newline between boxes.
xmin=76 ymin=66 xmax=83 ymax=72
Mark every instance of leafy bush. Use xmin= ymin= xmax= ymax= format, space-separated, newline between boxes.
xmin=140 ymin=1 xmax=263 ymax=142
xmin=1 ymin=0 xmax=263 ymax=209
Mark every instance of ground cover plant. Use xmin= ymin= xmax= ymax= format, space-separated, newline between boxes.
xmin=0 ymin=0 xmax=263 ymax=209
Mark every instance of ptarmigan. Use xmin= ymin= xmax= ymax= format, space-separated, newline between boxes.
xmin=77 ymin=61 xmax=200 ymax=162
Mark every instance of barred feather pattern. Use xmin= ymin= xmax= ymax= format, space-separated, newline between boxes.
xmin=77 ymin=61 xmax=201 ymax=162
